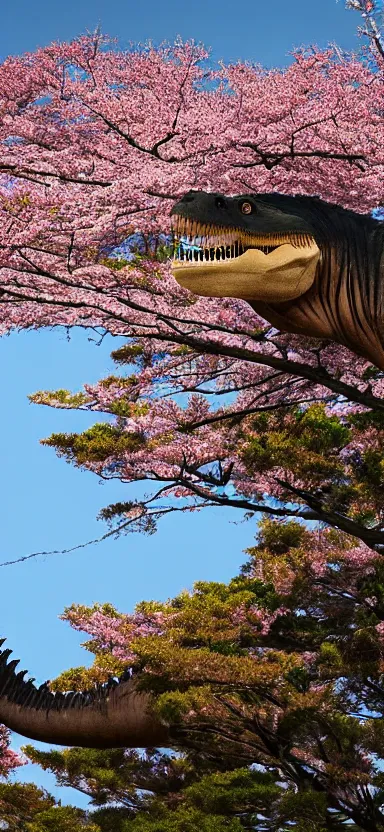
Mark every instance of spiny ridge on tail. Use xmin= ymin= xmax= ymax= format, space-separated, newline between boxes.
xmin=0 ymin=638 xmax=132 ymax=713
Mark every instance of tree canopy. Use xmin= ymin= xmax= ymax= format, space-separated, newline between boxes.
xmin=7 ymin=516 xmax=384 ymax=829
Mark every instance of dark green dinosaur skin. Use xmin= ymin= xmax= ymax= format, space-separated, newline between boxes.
xmin=171 ymin=191 xmax=384 ymax=369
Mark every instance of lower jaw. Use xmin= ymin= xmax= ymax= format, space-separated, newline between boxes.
xmin=171 ymin=243 xmax=320 ymax=302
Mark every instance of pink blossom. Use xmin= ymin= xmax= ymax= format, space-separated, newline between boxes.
xmin=231 ymin=603 xmax=289 ymax=636
xmin=301 ymin=651 xmax=318 ymax=666
xmin=62 ymin=605 xmax=168 ymax=663
xmin=375 ymin=621 xmax=384 ymax=641
xmin=0 ymin=36 xmax=381 ymax=348
xmin=0 ymin=725 xmax=25 ymax=777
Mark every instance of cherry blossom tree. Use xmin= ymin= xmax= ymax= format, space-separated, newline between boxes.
xmin=0 ymin=5 xmax=381 ymax=566
xmin=345 ymin=0 xmax=384 ymax=61
xmin=1 ymin=2 xmax=384 ymax=827
xmin=0 ymin=17 xmax=382 ymax=354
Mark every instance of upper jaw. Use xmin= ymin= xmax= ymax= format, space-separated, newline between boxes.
xmin=171 ymin=213 xmax=315 ymax=253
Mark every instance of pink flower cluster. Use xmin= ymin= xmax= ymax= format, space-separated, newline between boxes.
xmin=0 ymin=725 xmax=25 ymax=777
xmin=231 ymin=603 xmax=289 ymax=636
xmin=62 ymin=606 xmax=167 ymax=663
xmin=0 ymin=35 xmax=381 ymax=349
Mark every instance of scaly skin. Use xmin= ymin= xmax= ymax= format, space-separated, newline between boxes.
xmin=0 ymin=641 xmax=169 ymax=748
xmin=170 ymin=190 xmax=384 ymax=368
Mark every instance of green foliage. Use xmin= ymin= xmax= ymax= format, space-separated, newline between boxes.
xmin=358 ymin=448 xmax=384 ymax=488
xmin=29 ymin=377 xmax=148 ymax=420
xmin=296 ymin=403 xmax=351 ymax=452
xmin=97 ymin=375 xmax=138 ymax=390
xmin=98 ymin=501 xmax=142 ymax=521
xmin=252 ymin=515 xmax=309 ymax=555
xmin=25 ymin=805 xmax=100 ymax=832
xmin=109 ymin=399 xmax=149 ymax=418
xmin=41 ymin=423 xmax=144 ymax=465
xmin=239 ymin=404 xmax=350 ymax=485
xmin=349 ymin=408 xmax=384 ymax=431
xmin=318 ymin=641 xmax=343 ymax=670
xmin=110 ymin=343 xmax=145 ymax=365
xmin=126 ymin=805 xmax=243 ymax=832
xmin=24 ymin=746 xmax=157 ymax=809
xmin=0 ymin=782 xmax=98 ymax=831
xmin=277 ymin=790 xmax=329 ymax=831
xmin=0 ymin=783 xmax=54 ymax=826
xmin=184 ymin=767 xmax=280 ymax=814
xmin=98 ymin=257 xmax=131 ymax=270
xmin=28 ymin=389 xmax=91 ymax=408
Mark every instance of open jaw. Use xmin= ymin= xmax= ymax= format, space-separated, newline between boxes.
xmin=170 ymin=217 xmax=320 ymax=303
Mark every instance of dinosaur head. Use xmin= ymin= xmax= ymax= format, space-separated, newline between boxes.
xmin=170 ymin=190 xmax=321 ymax=302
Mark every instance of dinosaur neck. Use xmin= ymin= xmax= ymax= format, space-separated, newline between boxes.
xmin=250 ymin=235 xmax=384 ymax=368
xmin=0 ymin=642 xmax=169 ymax=748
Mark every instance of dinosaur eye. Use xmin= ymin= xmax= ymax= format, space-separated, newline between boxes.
xmin=240 ymin=201 xmax=253 ymax=214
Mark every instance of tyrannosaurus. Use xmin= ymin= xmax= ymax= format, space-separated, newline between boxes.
xmin=0 ymin=190 xmax=383 ymax=751
xmin=171 ymin=190 xmax=384 ymax=369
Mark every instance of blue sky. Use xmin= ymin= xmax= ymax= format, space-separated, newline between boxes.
xmin=0 ymin=0 xmax=365 ymax=811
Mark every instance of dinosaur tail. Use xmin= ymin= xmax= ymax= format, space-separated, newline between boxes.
xmin=0 ymin=640 xmax=169 ymax=749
